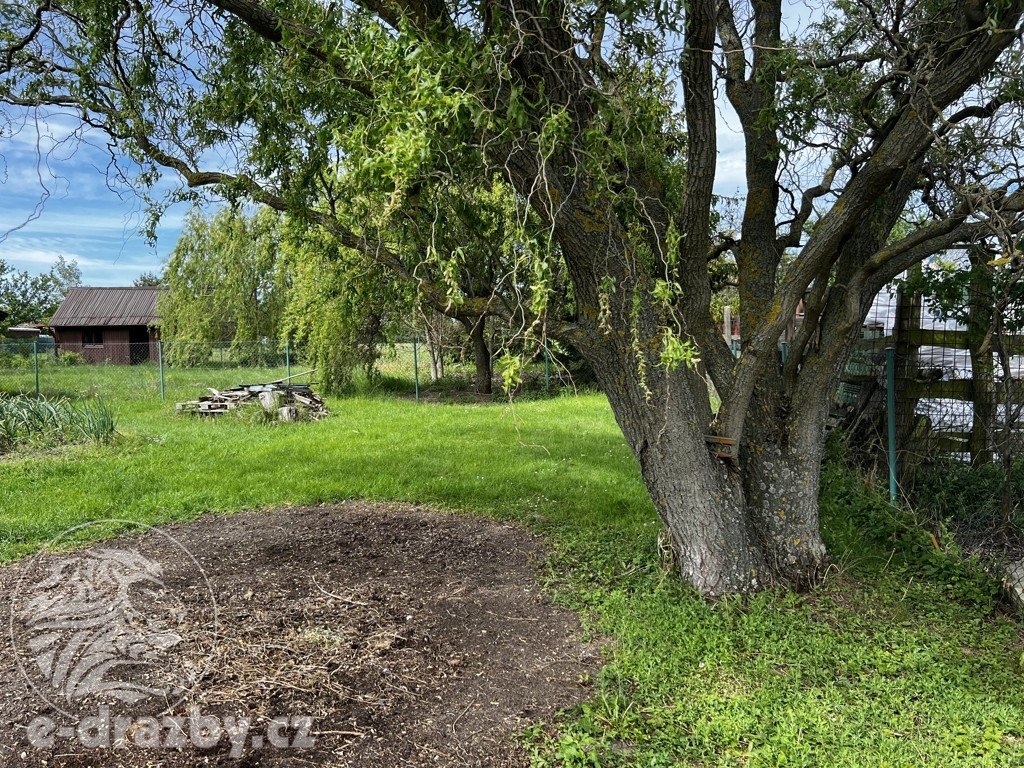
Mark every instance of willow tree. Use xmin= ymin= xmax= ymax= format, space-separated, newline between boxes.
xmin=278 ymin=216 xmax=414 ymax=392
xmin=393 ymin=178 xmax=565 ymax=395
xmin=160 ymin=206 xmax=288 ymax=365
xmin=4 ymin=0 xmax=1024 ymax=594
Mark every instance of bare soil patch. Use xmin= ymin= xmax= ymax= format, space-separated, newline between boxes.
xmin=0 ymin=503 xmax=597 ymax=767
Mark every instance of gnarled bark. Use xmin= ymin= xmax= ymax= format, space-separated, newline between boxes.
xmin=595 ymin=346 xmax=831 ymax=594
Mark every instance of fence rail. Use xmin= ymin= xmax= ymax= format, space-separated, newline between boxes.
xmin=836 ymin=286 xmax=1024 ymax=503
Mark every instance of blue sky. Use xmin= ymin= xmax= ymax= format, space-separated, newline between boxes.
xmin=1 ymin=113 xmax=187 ymax=286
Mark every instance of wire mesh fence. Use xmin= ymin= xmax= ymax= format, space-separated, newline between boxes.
xmin=837 ymin=286 xmax=1024 ymax=506
xmin=0 ymin=340 xmax=304 ymax=404
xmin=0 ymin=338 xmax=561 ymax=405
xmin=2 ymin=290 xmax=1017 ymax=457
xmin=0 ymin=340 xmax=334 ymax=405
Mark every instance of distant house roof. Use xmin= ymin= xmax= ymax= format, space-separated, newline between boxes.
xmin=49 ymin=287 xmax=164 ymax=327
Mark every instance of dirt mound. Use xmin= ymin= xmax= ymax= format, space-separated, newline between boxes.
xmin=0 ymin=503 xmax=597 ymax=767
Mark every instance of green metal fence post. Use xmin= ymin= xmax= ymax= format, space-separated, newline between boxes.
xmin=158 ymin=340 xmax=166 ymax=402
xmin=780 ymin=340 xmax=789 ymax=365
xmin=544 ymin=347 xmax=551 ymax=392
xmin=885 ymin=346 xmax=898 ymax=503
xmin=285 ymin=340 xmax=291 ymax=379
xmin=33 ymin=341 xmax=40 ymax=396
xmin=412 ymin=339 xmax=420 ymax=403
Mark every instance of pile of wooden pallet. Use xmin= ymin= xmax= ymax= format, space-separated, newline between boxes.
xmin=176 ymin=373 xmax=328 ymax=420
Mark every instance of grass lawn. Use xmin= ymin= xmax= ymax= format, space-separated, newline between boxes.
xmin=0 ymin=358 xmax=311 ymax=404
xmin=1 ymin=388 xmax=1023 ymax=766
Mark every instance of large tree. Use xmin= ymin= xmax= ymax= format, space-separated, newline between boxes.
xmin=159 ymin=206 xmax=288 ymax=365
xmin=278 ymin=213 xmax=414 ymax=391
xmin=0 ymin=256 xmax=81 ymax=331
xmin=3 ymin=0 xmax=1024 ymax=595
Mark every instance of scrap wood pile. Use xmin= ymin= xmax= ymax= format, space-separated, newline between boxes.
xmin=176 ymin=371 xmax=328 ymax=421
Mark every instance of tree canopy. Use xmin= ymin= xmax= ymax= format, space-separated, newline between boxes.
xmin=0 ymin=256 xmax=81 ymax=332
xmin=133 ymin=271 xmax=164 ymax=287
xmin=3 ymin=0 xmax=1024 ymax=594
xmin=159 ymin=206 xmax=287 ymax=364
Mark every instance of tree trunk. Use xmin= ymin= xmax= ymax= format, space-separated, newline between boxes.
xmin=429 ymin=346 xmax=444 ymax=381
xmin=461 ymin=317 xmax=492 ymax=395
xmin=969 ymin=330 xmax=995 ymax=466
xmin=511 ymin=174 xmax=836 ymax=596
xmin=600 ymin=372 xmax=766 ymax=595
xmin=589 ymin=337 xmax=829 ymax=595
xmin=426 ymin=321 xmax=445 ymax=382
xmin=744 ymin=443 xmax=828 ymax=586
xmin=894 ymin=271 xmax=923 ymax=446
xmin=740 ymin=384 xmax=830 ymax=588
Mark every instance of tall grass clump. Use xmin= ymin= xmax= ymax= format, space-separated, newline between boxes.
xmin=0 ymin=395 xmax=116 ymax=453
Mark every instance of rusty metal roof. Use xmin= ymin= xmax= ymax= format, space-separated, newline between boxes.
xmin=49 ymin=287 xmax=163 ymax=327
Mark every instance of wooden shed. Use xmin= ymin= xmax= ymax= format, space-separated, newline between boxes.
xmin=49 ymin=287 xmax=163 ymax=364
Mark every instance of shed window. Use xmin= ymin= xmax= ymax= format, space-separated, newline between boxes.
xmin=83 ymin=329 xmax=103 ymax=346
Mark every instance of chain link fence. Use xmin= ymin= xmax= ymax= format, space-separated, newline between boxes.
xmin=0 ymin=338 xmax=563 ymax=404
xmin=836 ymin=285 xmax=1024 ymax=548
xmin=1 ymin=340 xmax=420 ymax=404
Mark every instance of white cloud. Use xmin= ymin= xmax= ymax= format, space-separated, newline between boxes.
xmin=0 ymin=245 xmax=87 ymax=266
xmin=714 ymin=97 xmax=747 ymax=195
xmin=2 ymin=209 xmax=147 ymax=237
xmin=0 ymin=242 xmax=165 ymax=286
xmin=0 ymin=186 xmax=183 ymax=285
xmin=1 ymin=115 xmax=193 ymax=284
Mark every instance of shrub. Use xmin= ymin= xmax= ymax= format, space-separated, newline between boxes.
xmin=821 ymin=458 xmax=1001 ymax=609
xmin=56 ymin=351 xmax=85 ymax=367
xmin=165 ymin=340 xmax=212 ymax=368
xmin=913 ymin=459 xmax=1024 ymax=534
